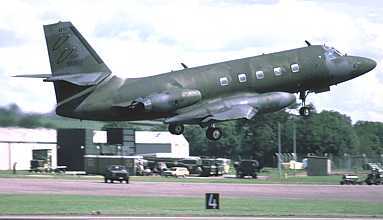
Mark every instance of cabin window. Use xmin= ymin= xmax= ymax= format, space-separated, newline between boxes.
xmin=238 ymin=73 xmax=247 ymax=82
xmin=274 ymin=67 xmax=282 ymax=76
xmin=219 ymin=77 xmax=229 ymax=86
xmin=255 ymin=71 xmax=264 ymax=79
xmin=291 ymin=63 xmax=300 ymax=73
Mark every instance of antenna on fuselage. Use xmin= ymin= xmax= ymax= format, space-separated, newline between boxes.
xmin=305 ymin=40 xmax=311 ymax=46
xmin=181 ymin=63 xmax=188 ymax=69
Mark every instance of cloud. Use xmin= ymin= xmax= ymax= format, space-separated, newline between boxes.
xmin=0 ymin=29 xmax=25 ymax=48
xmin=0 ymin=0 xmax=382 ymax=123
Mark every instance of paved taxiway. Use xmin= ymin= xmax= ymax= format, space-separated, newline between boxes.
xmin=0 ymin=216 xmax=381 ymax=220
xmin=0 ymin=178 xmax=382 ymax=202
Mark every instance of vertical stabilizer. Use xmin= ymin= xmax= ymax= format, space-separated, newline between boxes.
xmin=43 ymin=21 xmax=111 ymax=75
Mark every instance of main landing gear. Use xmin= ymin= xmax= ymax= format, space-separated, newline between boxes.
xmin=168 ymin=123 xmax=223 ymax=141
xmin=206 ymin=125 xmax=222 ymax=141
xmin=168 ymin=124 xmax=184 ymax=135
xmin=299 ymin=91 xmax=311 ymax=117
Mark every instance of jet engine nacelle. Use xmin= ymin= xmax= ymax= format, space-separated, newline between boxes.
xmin=133 ymin=89 xmax=202 ymax=112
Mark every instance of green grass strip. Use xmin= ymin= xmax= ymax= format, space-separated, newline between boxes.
xmin=0 ymin=194 xmax=382 ymax=217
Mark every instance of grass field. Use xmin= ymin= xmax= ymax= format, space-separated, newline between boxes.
xmin=0 ymin=194 xmax=381 ymax=217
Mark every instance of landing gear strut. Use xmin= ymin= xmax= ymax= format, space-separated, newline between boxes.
xmin=299 ymin=91 xmax=311 ymax=117
xmin=206 ymin=125 xmax=222 ymax=141
xmin=168 ymin=124 xmax=184 ymax=135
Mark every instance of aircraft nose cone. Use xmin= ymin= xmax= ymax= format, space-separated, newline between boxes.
xmin=355 ymin=57 xmax=377 ymax=75
xmin=363 ymin=57 xmax=377 ymax=72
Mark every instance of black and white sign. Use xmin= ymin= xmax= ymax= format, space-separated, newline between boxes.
xmin=205 ymin=193 xmax=219 ymax=209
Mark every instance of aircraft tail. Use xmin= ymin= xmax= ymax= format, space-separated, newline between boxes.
xmin=43 ymin=21 xmax=111 ymax=107
xmin=44 ymin=21 xmax=111 ymax=75
xmin=14 ymin=21 xmax=112 ymax=117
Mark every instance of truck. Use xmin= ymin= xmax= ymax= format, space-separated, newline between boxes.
xmin=234 ymin=160 xmax=261 ymax=179
xmin=200 ymin=158 xmax=224 ymax=177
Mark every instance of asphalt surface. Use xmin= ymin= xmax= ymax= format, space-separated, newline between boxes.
xmin=0 ymin=216 xmax=381 ymax=220
xmin=0 ymin=178 xmax=383 ymax=202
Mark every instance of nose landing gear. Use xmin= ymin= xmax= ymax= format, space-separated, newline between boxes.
xmin=299 ymin=91 xmax=311 ymax=117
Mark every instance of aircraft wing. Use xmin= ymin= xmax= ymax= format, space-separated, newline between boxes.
xmin=201 ymin=105 xmax=257 ymax=123
xmin=164 ymin=96 xmax=258 ymax=125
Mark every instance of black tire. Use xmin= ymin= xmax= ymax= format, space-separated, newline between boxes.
xmin=168 ymin=124 xmax=184 ymax=135
xmin=126 ymin=178 xmax=130 ymax=184
xmin=299 ymin=107 xmax=310 ymax=117
xmin=111 ymin=180 xmax=114 ymax=183
xmin=206 ymin=127 xmax=222 ymax=140
xmin=104 ymin=178 xmax=108 ymax=183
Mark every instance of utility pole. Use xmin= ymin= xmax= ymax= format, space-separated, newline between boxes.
xmin=293 ymin=122 xmax=297 ymax=176
xmin=278 ymin=122 xmax=282 ymax=178
xmin=293 ymin=122 xmax=297 ymax=161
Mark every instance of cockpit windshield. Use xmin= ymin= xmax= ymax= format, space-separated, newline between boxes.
xmin=322 ymin=45 xmax=344 ymax=60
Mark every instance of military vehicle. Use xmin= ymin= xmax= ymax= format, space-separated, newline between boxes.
xmin=200 ymin=158 xmax=225 ymax=177
xmin=16 ymin=22 xmax=376 ymax=140
xmin=365 ymin=168 xmax=383 ymax=185
xmin=104 ymin=165 xmax=130 ymax=184
xmin=234 ymin=160 xmax=261 ymax=178
xmin=177 ymin=158 xmax=202 ymax=174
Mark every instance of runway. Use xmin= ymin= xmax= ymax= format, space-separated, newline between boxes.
xmin=0 ymin=178 xmax=382 ymax=202
xmin=0 ymin=216 xmax=380 ymax=220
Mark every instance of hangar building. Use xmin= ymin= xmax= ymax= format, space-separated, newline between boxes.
xmin=58 ymin=128 xmax=189 ymax=171
xmin=0 ymin=127 xmax=189 ymax=171
xmin=0 ymin=127 xmax=57 ymax=170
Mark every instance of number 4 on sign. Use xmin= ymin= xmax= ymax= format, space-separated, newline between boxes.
xmin=208 ymin=194 xmax=217 ymax=208
xmin=206 ymin=193 xmax=220 ymax=209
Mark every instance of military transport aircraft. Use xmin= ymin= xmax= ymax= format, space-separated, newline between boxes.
xmin=16 ymin=22 xmax=376 ymax=140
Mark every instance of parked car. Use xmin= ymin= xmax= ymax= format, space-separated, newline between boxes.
xmin=163 ymin=167 xmax=190 ymax=177
xmin=104 ymin=165 xmax=130 ymax=184
xmin=340 ymin=174 xmax=363 ymax=185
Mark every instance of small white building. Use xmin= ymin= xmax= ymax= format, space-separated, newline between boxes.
xmin=0 ymin=127 xmax=57 ymax=170
xmin=135 ymin=131 xmax=189 ymax=158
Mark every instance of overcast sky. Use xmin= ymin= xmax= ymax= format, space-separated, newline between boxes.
xmin=1 ymin=0 xmax=382 ymax=122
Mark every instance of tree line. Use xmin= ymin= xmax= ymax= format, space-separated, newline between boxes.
xmin=183 ymin=108 xmax=383 ymax=166
xmin=1 ymin=103 xmax=383 ymax=166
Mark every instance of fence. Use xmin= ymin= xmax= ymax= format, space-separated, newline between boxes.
xmin=329 ymin=154 xmax=383 ymax=171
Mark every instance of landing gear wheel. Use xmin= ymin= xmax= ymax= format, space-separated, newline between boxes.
xmin=168 ymin=124 xmax=184 ymax=135
xmin=299 ymin=106 xmax=310 ymax=117
xmin=299 ymin=90 xmax=311 ymax=117
xmin=206 ymin=127 xmax=222 ymax=141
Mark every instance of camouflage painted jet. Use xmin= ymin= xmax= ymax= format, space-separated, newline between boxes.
xmin=16 ymin=22 xmax=376 ymax=140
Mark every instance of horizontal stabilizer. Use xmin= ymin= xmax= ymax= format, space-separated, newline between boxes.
xmin=43 ymin=72 xmax=110 ymax=86
xmin=14 ymin=72 xmax=110 ymax=86
xmin=13 ymin=74 xmax=52 ymax=78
